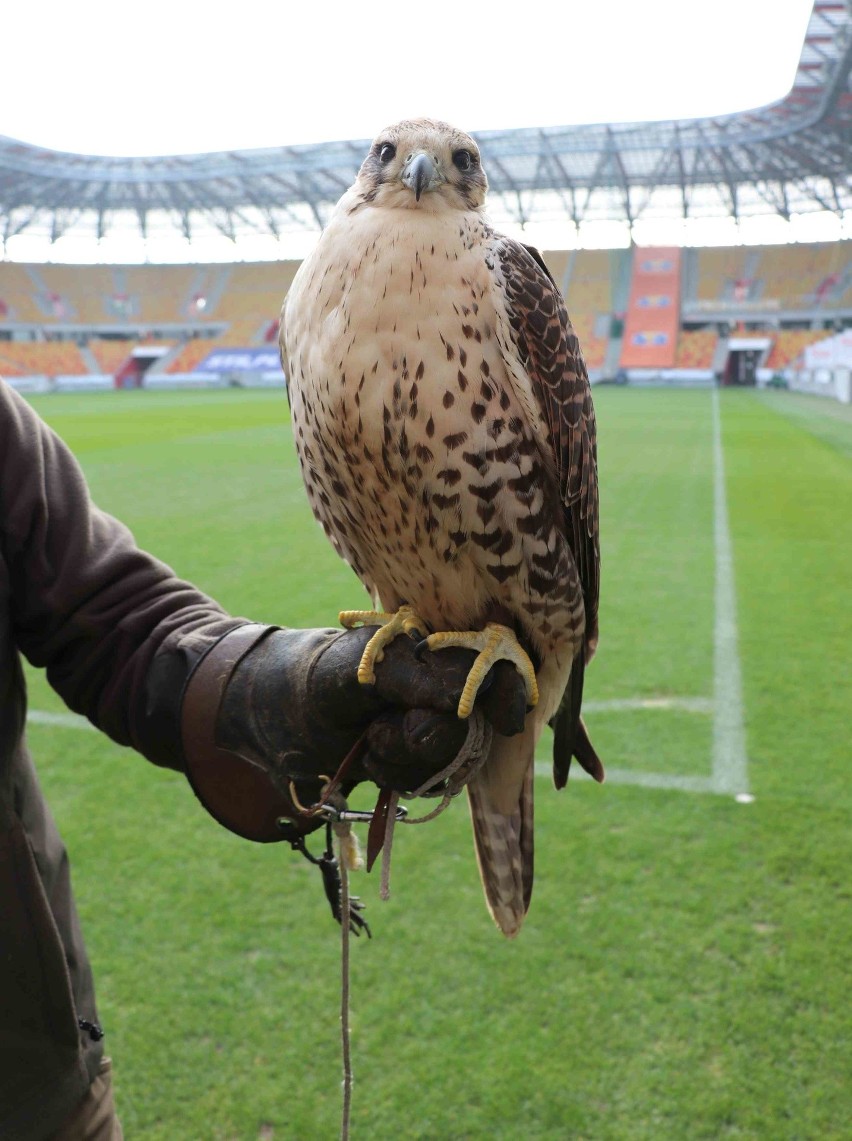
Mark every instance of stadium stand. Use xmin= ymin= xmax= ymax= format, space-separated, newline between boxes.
xmin=0 ymin=263 xmax=49 ymax=323
xmin=122 ymin=264 xmax=201 ymax=323
xmin=675 ymin=329 xmax=719 ymax=369
xmin=89 ymin=338 xmax=147 ymax=374
xmin=690 ymin=247 xmax=753 ymax=304
xmin=163 ymin=339 xmax=220 ymax=375
xmin=36 ymin=264 xmax=117 ymax=323
xmin=570 ymin=314 xmax=608 ymax=370
xmin=764 ymin=329 xmax=830 ymax=369
xmin=684 ymin=242 xmax=851 ymax=315
xmin=0 ymin=261 xmax=298 ymax=330
xmin=751 ymin=243 xmax=850 ymax=310
xmin=563 ymin=250 xmax=615 ymax=319
xmin=0 ymin=340 xmax=88 ymax=377
xmin=0 ymin=245 xmax=849 ymax=389
xmin=164 ymin=317 xmax=271 ymax=374
xmin=215 ymin=261 xmax=300 ymax=324
xmin=548 ymin=249 xmax=615 ymax=370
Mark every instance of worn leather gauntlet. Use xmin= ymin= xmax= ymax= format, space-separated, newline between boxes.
xmin=180 ymin=623 xmax=526 ymax=842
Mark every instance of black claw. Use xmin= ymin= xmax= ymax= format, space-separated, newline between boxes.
xmin=413 ymin=638 xmax=429 ymax=661
xmin=348 ymin=902 xmax=372 ymax=939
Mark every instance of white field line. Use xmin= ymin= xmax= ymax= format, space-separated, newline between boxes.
xmin=535 ymin=694 xmax=718 ymax=791
xmin=25 ymin=704 xmax=734 ymax=799
xmin=533 ymin=760 xmax=715 ymax=794
xmin=29 ymin=699 xmax=717 ymax=797
xmin=28 ymin=697 xmax=712 ymax=731
xmin=584 ymin=697 xmax=714 ymax=714
xmin=710 ymin=387 xmax=750 ymax=797
xmin=31 ymin=704 xmax=720 ymax=796
xmin=27 ymin=709 xmax=93 ymax=730
xmin=534 ymin=694 xmax=717 ymax=792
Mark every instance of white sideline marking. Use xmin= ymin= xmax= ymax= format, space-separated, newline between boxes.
xmin=534 ymin=761 xmax=715 ymax=794
xmin=27 ymin=710 xmax=92 ymax=730
xmin=28 ymin=697 xmax=712 ymax=733
xmin=29 ymin=699 xmax=715 ymax=797
xmin=710 ymin=387 xmax=750 ymax=797
xmin=30 ymin=702 xmax=743 ymax=799
xmin=584 ymin=696 xmax=714 ymax=714
xmin=25 ymin=695 xmax=711 ymax=732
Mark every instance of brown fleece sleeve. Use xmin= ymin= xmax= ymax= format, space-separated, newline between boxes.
xmin=0 ymin=379 xmax=258 ymax=771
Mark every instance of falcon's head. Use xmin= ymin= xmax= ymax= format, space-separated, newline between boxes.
xmin=353 ymin=118 xmax=488 ymax=213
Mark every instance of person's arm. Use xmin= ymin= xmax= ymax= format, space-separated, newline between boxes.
xmin=1 ymin=381 xmax=526 ymax=838
xmin=1 ymin=379 xmax=244 ymax=771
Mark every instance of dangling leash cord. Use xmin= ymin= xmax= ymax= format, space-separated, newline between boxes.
xmin=278 ymin=710 xmax=492 ymax=1140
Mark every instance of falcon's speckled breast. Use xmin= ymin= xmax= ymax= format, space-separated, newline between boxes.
xmin=283 ymin=203 xmax=584 ymax=709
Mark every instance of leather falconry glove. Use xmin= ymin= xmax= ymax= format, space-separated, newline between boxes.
xmin=180 ymin=623 xmax=527 ymax=844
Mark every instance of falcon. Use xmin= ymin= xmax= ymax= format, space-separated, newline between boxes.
xmin=280 ymin=119 xmax=602 ymax=937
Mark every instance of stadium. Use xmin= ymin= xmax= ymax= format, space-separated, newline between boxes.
xmin=2 ymin=1 xmax=850 ymax=1138
xmin=1 ymin=1 xmax=851 ymax=397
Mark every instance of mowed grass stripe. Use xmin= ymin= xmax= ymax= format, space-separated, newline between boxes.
xmin=722 ymin=389 xmax=852 ymax=808
xmin=752 ymin=387 xmax=852 ymax=461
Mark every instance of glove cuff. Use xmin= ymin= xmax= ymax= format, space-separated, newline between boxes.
xmin=181 ymin=623 xmax=300 ymax=842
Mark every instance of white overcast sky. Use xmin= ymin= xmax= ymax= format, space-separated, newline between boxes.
xmin=2 ymin=0 xmax=815 ymax=156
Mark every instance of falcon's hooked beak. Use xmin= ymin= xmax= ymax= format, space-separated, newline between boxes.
xmin=402 ymin=152 xmax=441 ymax=201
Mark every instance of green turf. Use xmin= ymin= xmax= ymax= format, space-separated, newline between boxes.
xmin=752 ymin=388 xmax=852 ymax=461
xmin=20 ymin=386 xmax=852 ymax=1139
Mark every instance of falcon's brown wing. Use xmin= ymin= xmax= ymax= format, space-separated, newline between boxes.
xmin=492 ymin=237 xmax=602 ymax=787
xmin=493 ymin=238 xmax=600 ymax=649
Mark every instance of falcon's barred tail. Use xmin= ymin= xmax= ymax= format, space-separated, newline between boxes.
xmin=466 ymin=726 xmax=535 ymax=938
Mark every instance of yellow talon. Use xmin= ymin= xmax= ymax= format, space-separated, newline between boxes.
xmin=339 ymin=605 xmax=429 ymax=685
xmin=425 ymin=622 xmax=539 ymax=718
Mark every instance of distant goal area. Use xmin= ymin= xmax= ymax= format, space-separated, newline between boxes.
xmin=1 ymin=241 xmax=850 ymax=403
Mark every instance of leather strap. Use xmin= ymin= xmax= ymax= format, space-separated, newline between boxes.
xmin=181 ymin=624 xmax=296 ymax=843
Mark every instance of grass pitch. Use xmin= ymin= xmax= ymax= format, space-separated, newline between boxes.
xmin=22 ymin=386 xmax=851 ymax=1139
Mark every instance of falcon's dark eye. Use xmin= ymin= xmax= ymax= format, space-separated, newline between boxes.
xmin=379 ymin=143 xmax=396 ymax=164
xmin=452 ymin=149 xmax=474 ymax=172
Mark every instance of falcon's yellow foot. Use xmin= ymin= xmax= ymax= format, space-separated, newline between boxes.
xmin=339 ymin=605 xmax=429 ymax=685
xmin=425 ymin=622 xmax=539 ymax=719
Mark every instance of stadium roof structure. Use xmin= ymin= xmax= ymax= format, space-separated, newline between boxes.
xmin=1 ymin=0 xmax=851 ymax=248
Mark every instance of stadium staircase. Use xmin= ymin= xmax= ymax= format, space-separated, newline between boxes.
xmin=558 ymin=249 xmax=577 ymax=298
xmin=605 ymin=248 xmax=633 ymax=375
xmin=828 ymin=264 xmax=852 ymax=306
xmin=24 ymin=265 xmax=77 ymax=319
xmin=147 ymin=342 xmax=193 ymax=375
xmin=196 ymin=265 xmax=232 ymax=315
xmin=732 ymin=251 xmax=762 ymax=301
xmin=681 ymin=249 xmax=698 ymax=305
xmin=711 ymin=337 xmax=729 ymax=375
xmin=78 ymin=343 xmax=101 ymax=375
